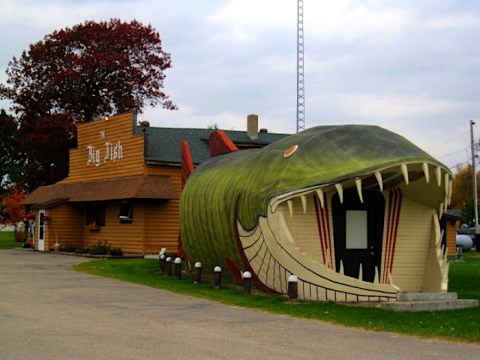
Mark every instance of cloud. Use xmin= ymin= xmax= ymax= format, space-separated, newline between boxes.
xmin=425 ymin=12 xmax=480 ymax=30
xmin=208 ymin=0 xmax=294 ymax=43
xmin=337 ymin=93 xmax=462 ymax=120
xmin=1 ymin=0 xmax=479 ymax=171
xmin=306 ymin=2 xmax=415 ymax=45
xmin=208 ymin=0 xmax=415 ymax=46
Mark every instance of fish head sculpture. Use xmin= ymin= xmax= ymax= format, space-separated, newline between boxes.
xmin=180 ymin=125 xmax=451 ymax=301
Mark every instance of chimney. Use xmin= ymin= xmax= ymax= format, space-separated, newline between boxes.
xmin=247 ymin=114 xmax=258 ymax=140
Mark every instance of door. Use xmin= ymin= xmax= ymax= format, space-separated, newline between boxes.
xmin=38 ymin=209 xmax=46 ymax=251
xmin=332 ymin=190 xmax=385 ymax=282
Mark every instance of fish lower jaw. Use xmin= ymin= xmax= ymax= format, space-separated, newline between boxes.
xmin=236 ymin=161 xmax=451 ymax=301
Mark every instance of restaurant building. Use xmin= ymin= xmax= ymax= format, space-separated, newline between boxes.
xmin=22 ymin=112 xmax=287 ymax=254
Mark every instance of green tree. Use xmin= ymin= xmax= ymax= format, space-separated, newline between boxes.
xmin=0 ymin=109 xmax=26 ymax=194
xmin=451 ymin=164 xmax=480 ymax=225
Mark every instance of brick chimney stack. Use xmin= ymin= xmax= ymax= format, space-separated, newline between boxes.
xmin=247 ymin=114 xmax=258 ymax=140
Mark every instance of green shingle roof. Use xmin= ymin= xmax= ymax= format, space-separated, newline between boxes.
xmin=134 ymin=126 xmax=289 ymax=165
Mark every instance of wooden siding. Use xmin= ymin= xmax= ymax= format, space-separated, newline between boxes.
xmin=45 ymin=205 xmax=84 ymax=250
xmin=82 ymin=201 xmax=146 ymax=253
xmin=390 ymin=197 xmax=434 ymax=292
xmin=144 ymin=201 xmax=180 ymax=254
xmin=31 ymin=205 xmax=82 ymax=251
xmin=64 ymin=113 xmax=146 ymax=182
xmin=73 ymin=200 xmax=180 ymax=254
xmin=279 ymin=195 xmax=323 ymax=264
xmin=446 ymin=218 xmax=459 ymax=257
xmin=145 ymin=165 xmax=183 ymax=195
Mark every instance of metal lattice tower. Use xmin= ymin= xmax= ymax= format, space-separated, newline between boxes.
xmin=296 ymin=0 xmax=305 ymax=133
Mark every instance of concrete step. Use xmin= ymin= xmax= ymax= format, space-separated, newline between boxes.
xmin=379 ymin=299 xmax=478 ymax=312
xmin=397 ymin=292 xmax=458 ymax=302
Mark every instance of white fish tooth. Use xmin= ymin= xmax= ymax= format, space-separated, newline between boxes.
xmin=300 ymin=195 xmax=307 ymax=214
xmin=335 ymin=183 xmax=344 ymax=204
xmin=287 ymin=200 xmax=293 ymax=218
xmin=432 ymin=214 xmax=441 ymax=246
xmin=375 ymin=171 xmax=383 ymax=191
xmin=374 ymin=267 xmax=380 ymax=284
xmin=448 ymin=179 xmax=453 ymax=205
xmin=444 ymin=172 xmax=449 ymax=194
xmin=355 ymin=178 xmax=364 ymax=203
xmin=401 ymin=163 xmax=409 ymax=185
xmin=316 ymin=189 xmax=325 ymax=209
xmin=339 ymin=260 xmax=344 ymax=275
xmin=388 ymin=272 xmax=395 ymax=286
xmin=422 ymin=162 xmax=430 ymax=183
xmin=435 ymin=167 xmax=442 ymax=187
xmin=358 ymin=263 xmax=363 ymax=281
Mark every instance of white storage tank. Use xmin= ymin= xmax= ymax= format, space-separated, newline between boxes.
xmin=456 ymin=234 xmax=474 ymax=251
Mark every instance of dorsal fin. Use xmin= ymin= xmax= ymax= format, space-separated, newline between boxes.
xmin=181 ymin=141 xmax=194 ymax=188
xmin=178 ymin=141 xmax=194 ymax=263
xmin=209 ymin=130 xmax=238 ymax=157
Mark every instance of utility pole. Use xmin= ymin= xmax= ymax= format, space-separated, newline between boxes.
xmin=296 ymin=0 xmax=305 ymax=133
xmin=470 ymin=120 xmax=479 ymax=234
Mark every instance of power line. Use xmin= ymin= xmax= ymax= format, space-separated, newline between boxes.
xmin=425 ymin=129 xmax=470 ymax=152
xmin=436 ymin=148 xmax=468 ymax=159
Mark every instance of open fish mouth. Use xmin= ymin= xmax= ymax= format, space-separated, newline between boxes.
xmin=237 ymin=161 xmax=451 ymax=302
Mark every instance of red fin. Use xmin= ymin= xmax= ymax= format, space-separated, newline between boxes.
xmin=209 ymin=130 xmax=238 ymax=157
xmin=178 ymin=141 xmax=194 ymax=264
xmin=181 ymin=141 xmax=194 ymax=188
xmin=224 ymin=256 xmax=244 ymax=285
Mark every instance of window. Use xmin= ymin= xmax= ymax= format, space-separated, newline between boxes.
xmin=85 ymin=204 xmax=106 ymax=227
xmin=345 ymin=210 xmax=368 ymax=249
xmin=118 ymin=202 xmax=133 ymax=223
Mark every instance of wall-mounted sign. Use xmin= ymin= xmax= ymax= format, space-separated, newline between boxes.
xmin=87 ymin=141 xmax=124 ymax=167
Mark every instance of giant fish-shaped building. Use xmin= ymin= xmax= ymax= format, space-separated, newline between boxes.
xmin=180 ymin=125 xmax=451 ymax=302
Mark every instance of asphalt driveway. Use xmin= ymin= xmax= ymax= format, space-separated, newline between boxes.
xmin=0 ymin=249 xmax=478 ymax=360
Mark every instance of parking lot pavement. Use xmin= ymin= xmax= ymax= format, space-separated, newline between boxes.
xmin=0 ymin=249 xmax=479 ymax=360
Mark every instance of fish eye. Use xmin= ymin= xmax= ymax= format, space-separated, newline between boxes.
xmin=283 ymin=145 xmax=298 ymax=158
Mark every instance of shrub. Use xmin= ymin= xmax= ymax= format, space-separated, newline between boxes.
xmin=86 ymin=241 xmax=123 ymax=256
xmin=88 ymin=241 xmax=110 ymax=255
xmin=108 ymin=247 xmax=123 ymax=256
xmin=76 ymin=247 xmax=90 ymax=254
xmin=64 ymin=244 xmax=76 ymax=253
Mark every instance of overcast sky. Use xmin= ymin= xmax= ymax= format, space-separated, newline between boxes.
xmin=1 ymin=0 xmax=479 ymax=171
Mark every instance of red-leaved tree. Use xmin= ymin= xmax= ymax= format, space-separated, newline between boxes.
xmin=1 ymin=18 xmax=176 ymax=121
xmin=0 ymin=189 xmax=26 ymax=242
xmin=0 ymin=19 xmax=176 ymax=191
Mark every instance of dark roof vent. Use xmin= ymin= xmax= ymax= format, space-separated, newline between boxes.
xmin=140 ymin=120 xmax=150 ymax=127
xmin=259 ymin=128 xmax=268 ymax=133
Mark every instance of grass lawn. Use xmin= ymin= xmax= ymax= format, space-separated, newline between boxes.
xmin=75 ymin=252 xmax=480 ymax=343
xmin=0 ymin=231 xmax=20 ymax=249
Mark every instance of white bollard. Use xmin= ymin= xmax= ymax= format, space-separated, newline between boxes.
xmin=194 ymin=262 xmax=202 ymax=284
xmin=174 ymin=257 xmax=182 ymax=279
xmin=166 ymin=257 xmax=172 ymax=276
xmin=242 ymin=271 xmax=252 ymax=295
xmin=213 ymin=266 xmax=222 ymax=289
xmin=288 ymin=275 xmax=298 ymax=301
